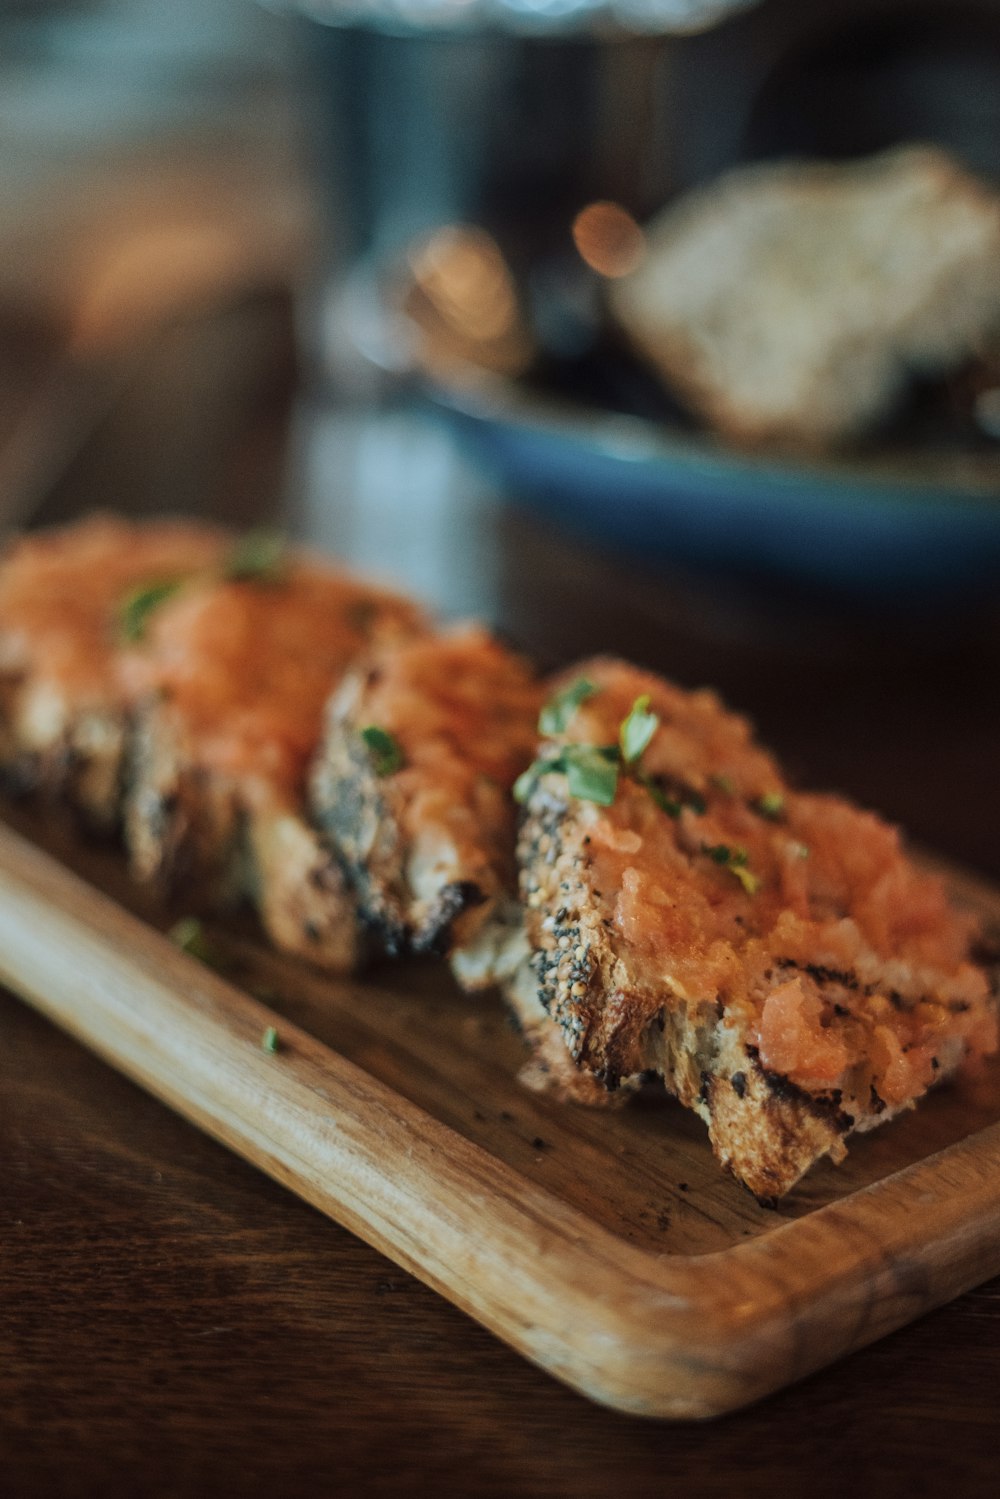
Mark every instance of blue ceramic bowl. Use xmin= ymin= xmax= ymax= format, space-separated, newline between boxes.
xmin=428 ymin=376 xmax=1000 ymax=600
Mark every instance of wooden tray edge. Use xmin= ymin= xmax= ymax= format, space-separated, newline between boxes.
xmin=2 ymin=818 xmax=1000 ymax=1419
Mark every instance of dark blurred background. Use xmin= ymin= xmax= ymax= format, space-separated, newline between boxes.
xmin=3 ymin=0 xmax=1000 ymax=884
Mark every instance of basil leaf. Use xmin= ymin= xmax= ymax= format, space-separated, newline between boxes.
xmin=515 ymin=744 xmax=619 ymax=806
xmin=564 ymin=744 xmax=619 ymax=806
xmin=539 ymin=677 xmax=597 ymax=736
xmin=361 ymin=725 xmax=404 ymax=776
xmin=619 ymin=693 xmax=659 ymax=765
xmin=224 ymin=529 xmax=287 ymax=583
xmin=118 ymin=578 xmax=182 ymax=643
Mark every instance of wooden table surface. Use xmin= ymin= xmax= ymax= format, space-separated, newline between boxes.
xmin=4 ymin=357 xmax=1000 ymax=1493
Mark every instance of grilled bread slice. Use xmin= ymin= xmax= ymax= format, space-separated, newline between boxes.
xmin=612 ymin=145 xmax=1000 ymax=447
xmin=310 ymin=624 xmax=541 ymax=966
xmin=514 ymin=659 xmax=997 ymax=1200
xmin=310 ymin=625 xmax=621 ymax=1096
xmin=0 ymin=515 xmax=227 ymax=829
xmin=120 ymin=546 xmax=426 ymax=970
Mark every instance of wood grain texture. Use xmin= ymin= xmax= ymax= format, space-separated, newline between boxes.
xmin=1 ymin=808 xmax=999 ymax=1419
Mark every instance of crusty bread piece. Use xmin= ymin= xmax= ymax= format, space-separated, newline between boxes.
xmin=0 ymin=515 xmax=227 ymax=829
xmin=513 ymin=658 xmax=997 ymax=1200
xmin=612 ymin=145 xmax=1000 ymax=447
xmin=308 ymin=625 xmax=611 ymax=1092
xmin=310 ymin=624 xmax=541 ymax=964
xmin=120 ymin=551 xmax=426 ymax=972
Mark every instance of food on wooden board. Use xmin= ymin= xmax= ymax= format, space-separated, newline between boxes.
xmin=118 ymin=532 xmax=426 ymax=970
xmin=0 ymin=515 xmax=426 ymax=970
xmin=310 ymin=623 xmax=541 ymax=963
xmin=308 ymin=623 xmax=611 ymax=1099
xmin=511 ymin=659 xmax=997 ymax=1200
xmin=0 ymin=515 xmax=993 ymax=1199
xmin=0 ymin=514 xmax=229 ymax=828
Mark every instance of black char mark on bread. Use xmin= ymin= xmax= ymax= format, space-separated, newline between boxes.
xmin=515 ymin=657 xmax=997 ymax=1200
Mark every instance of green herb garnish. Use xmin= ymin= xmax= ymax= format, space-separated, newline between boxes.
xmin=730 ymin=864 xmax=760 ymax=895
xmin=563 ymin=744 xmax=620 ymax=806
xmin=619 ymin=694 xmax=659 ymax=765
xmin=513 ymin=745 xmax=619 ymax=808
xmin=539 ymin=677 xmax=597 ymax=736
xmin=512 ymin=765 xmax=539 ymax=805
xmin=755 ymin=791 xmax=785 ymax=820
xmin=361 ymin=724 xmax=404 ymax=776
xmin=223 ymin=528 xmax=287 ymax=583
xmin=118 ymin=578 xmax=183 ymax=643
xmin=637 ymin=772 xmax=682 ymax=818
xmin=168 ymin=915 xmax=224 ymax=968
xmin=512 ymin=756 xmax=551 ymax=805
xmin=700 ymin=843 xmax=760 ymax=895
xmin=711 ymin=773 xmax=735 ymax=795
xmin=261 ymin=1025 xmax=280 ymax=1054
xmin=632 ymin=773 xmax=680 ymax=821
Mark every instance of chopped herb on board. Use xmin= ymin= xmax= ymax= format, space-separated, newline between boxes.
xmin=168 ymin=915 xmax=224 ymax=968
xmin=118 ymin=578 xmax=183 ymax=643
xmin=361 ymin=725 xmax=404 ymax=776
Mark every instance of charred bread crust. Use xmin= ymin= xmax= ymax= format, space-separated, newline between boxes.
xmin=310 ymin=697 xmax=413 ymax=955
xmin=504 ymin=944 xmax=633 ymax=1109
xmin=655 ymin=1021 xmax=850 ymax=1203
xmin=310 ymin=665 xmax=495 ymax=957
xmin=124 ymin=700 xmax=242 ymax=905
xmin=246 ymin=810 xmax=367 ymax=973
xmin=0 ymin=672 xmax=126 ymax=831
xmin=518 ymin=783 xmax=615 ymax=1071
xmin=128 ymin=699 xmax=366 ymax=971
xmin=417 ymin=879 xmax=488 ymax=956
xmin=519 ymin=774 xmax=854 ymax=1201
xmin=0 ymin=516 xmax=233 ymax=832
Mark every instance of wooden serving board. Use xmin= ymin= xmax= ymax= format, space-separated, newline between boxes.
xmin=2 ymin=801 xmax=1000 ymax=1421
